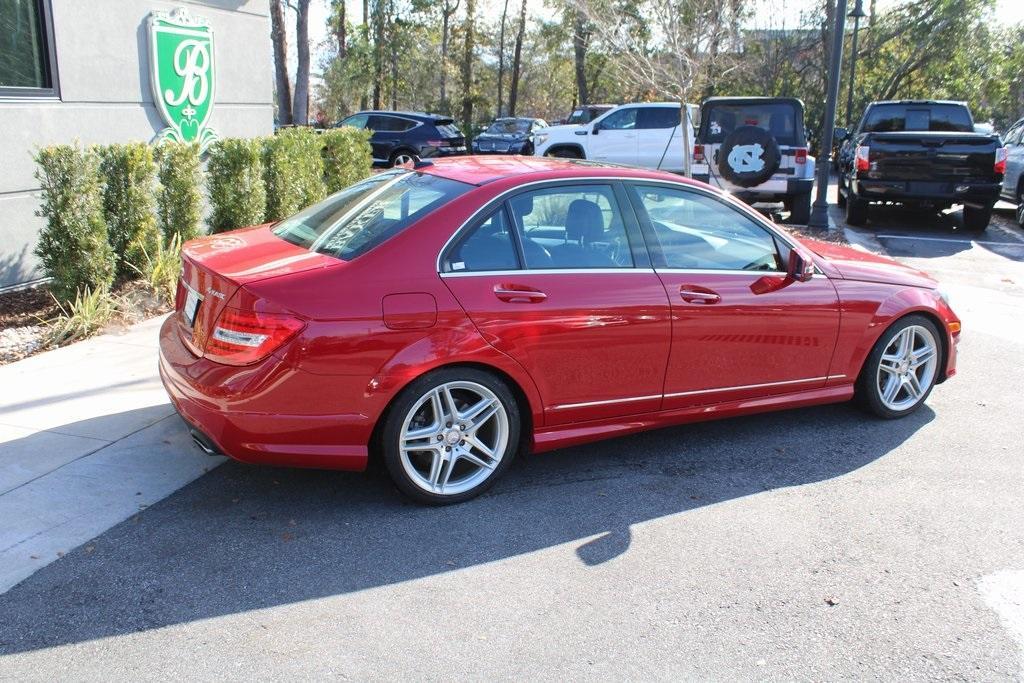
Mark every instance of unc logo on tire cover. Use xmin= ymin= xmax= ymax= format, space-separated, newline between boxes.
xmin=727 ymin=143 xmax=766 ymax=174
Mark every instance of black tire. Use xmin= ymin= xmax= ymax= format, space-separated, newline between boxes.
xmin=963 ymin=205 xmax=992 ymax=232
xmin=717 ymin=125 xmax=781 ymax=187
xmin=389 ymin=149 xmax=417 ymax=167
xmin=845 ymin=191 xmax=868 ymax=226
xmin=837 ymin=174 xmax=847 ymax=208
xmin=855 ymin=314 xmax=942 ymax=419
xmin=1016 ymin=186 xmax=1024 ymax=227
xmin=787 ymin=191 xmax=811 ymax=225
xmin=546 ymin=146 xmax=582 ymax=159
xmin=381 ymin=367 xmax=521 ymax=505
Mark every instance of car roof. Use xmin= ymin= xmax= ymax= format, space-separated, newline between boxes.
xmin=352 ymin=110 xmax=452 ymax=122
xmin=868 ymin=99 xmax=968 ymax=106
xmin=702 ymin=96 xmax=804 ymax=108
xmin=415 ymin=155 xmax=707 ymax=188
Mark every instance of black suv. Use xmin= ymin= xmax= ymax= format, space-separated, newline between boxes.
xmin=337 ymin=111 xmax=467 ymax=167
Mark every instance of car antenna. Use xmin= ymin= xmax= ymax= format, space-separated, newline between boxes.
xmin=412 ymin=155 xmax=433 ymax=169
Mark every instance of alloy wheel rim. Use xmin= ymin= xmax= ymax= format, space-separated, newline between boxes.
xmin=399 ymin=381 xmax=509 ymax=496
xmin=876 ymin=325 xmax=938 ymax=411
xmin=393 ymin=154 xmax=413 ymax=166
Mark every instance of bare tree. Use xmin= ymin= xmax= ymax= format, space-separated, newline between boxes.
xmin=578 ymin=0 xmax=745 ymax=175
xmin=496 ymin=0 xmax=510 ymax=118
xmin=572 ymin=7 xmax=591 ymax=105
xmin=461 ymin=0 xmax=476 ymax=128
xmin=292 ymin=0 xmax=312 ymax=125
xmin=439 ymin=0 xmax=461 ymax=112
xmin=507 ymin=0 xmax=527 ymax=116
xmin=270 ymin=0 xmax=292 ymax=124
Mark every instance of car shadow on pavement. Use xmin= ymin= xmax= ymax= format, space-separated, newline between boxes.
xmin=855 ymin=205 xmax=1024 ymax=262
xmin=0 ymin=400 xmax=934 ymax=654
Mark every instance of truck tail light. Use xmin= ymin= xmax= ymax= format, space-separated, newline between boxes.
xmin=794 ymin=148 xmax=808 ymax=164
xmin=204 ymin=308 xmax=305 ymax=366
xmin=995 ymin=147 xmax=1008 ymax=175
xmin=855 ymin=145 xmax=870 ymax=172
xmin=693 ymin=144 xmax=705 ymax=163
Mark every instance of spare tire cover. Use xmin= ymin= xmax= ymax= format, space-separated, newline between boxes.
xmin=717 ymin=125 xmax=781 ymax=188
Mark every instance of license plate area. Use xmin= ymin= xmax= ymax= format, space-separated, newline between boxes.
xmin=182 ymin=282 xmax=203 ymax=328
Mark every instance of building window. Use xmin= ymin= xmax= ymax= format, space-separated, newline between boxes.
xmin=0 ymin=0 xmax=59 ymax=97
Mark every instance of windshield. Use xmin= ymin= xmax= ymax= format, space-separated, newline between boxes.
xmin=702 ymin=102 xmax=801 ymax=145
xmin=485 ymin=119 xmax=532 ymax=135
xmin=862 ymin=104 xmax=973 ymax=133
xmin=273 ymin=171 xmax=473 ymax=260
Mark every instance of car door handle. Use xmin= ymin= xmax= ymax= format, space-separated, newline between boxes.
xmin=494 ymin=285 xmax=547 ymax=303
xmin=679 ymin=285 xmax=721 ymax=304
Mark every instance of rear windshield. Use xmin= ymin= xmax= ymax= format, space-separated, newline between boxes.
xmin=434 ymin=121 xmax=464 ymax=138
xmin=862 ymin=104 xmax=973 ymax=133
xmin=702 ymin=102 xmax=801 ymax=145
xmin=273 ymin=171 xmax=472 ymax=260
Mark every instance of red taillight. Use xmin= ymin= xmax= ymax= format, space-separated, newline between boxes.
xmin=203 ymin=308 xmax=305 ymax=366
xmin=794 ymin=148 xmax=808 ymax=164
xmin=855 ymin=145 xmax=870 ymax=172
xmin=426 ymin=139 xmax=446 ymax=147
xmin=693 ymin=144 xmax=705 ymax=163
xmin=995 ymin=147 xmax=1008 ymax=175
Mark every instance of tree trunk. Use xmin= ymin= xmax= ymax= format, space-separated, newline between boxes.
xmin=390 ymin=13 xmax=398 ymax=110
xmin=496 ymin=0 xmax=509 ymax=118
xmin=360 ymin=0 xmax=369 ymax=109
xmin=333 ymin=0 xmax=347 ymax=58
xmin=441 ymin=0 xmax=459 ymax=114
xmin=507 ymin=0 xmax=527 ymax=117
xmin=572 ymin=8 xmax=589 ymax=105
xmin=461 ymin=0 xmax=475 ymax=131
xmin=372 ymin=0 xmax=386 ymax=110
xmin=291 ymin=0 xmax=311 ymax=125
xmin=270 ymin=0 xmax=292 ymax=125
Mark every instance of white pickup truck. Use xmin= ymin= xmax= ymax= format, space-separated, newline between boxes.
xmin=530 ymin=102 xmax=699 ymax=173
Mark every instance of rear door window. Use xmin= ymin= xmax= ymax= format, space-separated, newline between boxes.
xmin=637 ymin=107 xmax=680 ymax=129
xmin=703 ymin=103 xmax=800 ymax=145
xmin=273 ymin=171 xmax=473 ymax=260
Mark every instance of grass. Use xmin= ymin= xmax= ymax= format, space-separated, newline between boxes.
xmin=43 ymin=286 xmax=121 ymax=346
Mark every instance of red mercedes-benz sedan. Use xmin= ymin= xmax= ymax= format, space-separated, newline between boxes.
xmin=159 ymin=156 xmax=960 ymax=503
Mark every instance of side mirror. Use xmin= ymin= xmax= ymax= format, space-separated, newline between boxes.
xmin=591 ymin=122 xmax=601 ymax=135
xmin=787 ymin=249 xmax=815 ymax=282
xmin=833 ymin=127 xmax=849 ymax=143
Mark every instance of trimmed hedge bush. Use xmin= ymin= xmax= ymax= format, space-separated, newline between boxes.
xmin=156 ymin=141 xmax=203 ymax=242
xmin=263 ymin=127 xmax=326 ymax=221
xmin=206 ymin=137 xmax=267 ymax=233
xmin=321 ymin=127 xmax=373 ymax=194
xmin=99 ymin=142 xmax=159 ymax=281
xmin=34 ymin=144 xmax=115 ymax=303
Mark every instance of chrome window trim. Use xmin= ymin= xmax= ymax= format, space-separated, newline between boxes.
xmin=435 ymin=175 xmax=811 ymax=275
xmin=441 ymin=268 xmax=657 ymax=278
xmin=551 ymin=394 xmax=662 ymax=411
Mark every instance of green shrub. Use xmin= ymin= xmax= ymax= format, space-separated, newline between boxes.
xmin=131 ymin=233 xmax=182 ymax=307
xmin=206 ymin=137 xmax=267 ymax=233
xmin=44 ymin=285 xmax=120 ymax=346
xmin=156 ymin=141 xmax=203 ymax=242
xmin=263 ymin=127 xmax=326 ymax=221
xmin=321 ymin=127 xmax=373 ymax=194
xmin=34 ymin=144 xmax=116 ymax=303
xmin=99 ymin=142 xmax=159 ymax=281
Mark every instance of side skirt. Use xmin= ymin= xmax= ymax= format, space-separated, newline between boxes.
xmin=530 ymin=384 xmax=855 ymax=454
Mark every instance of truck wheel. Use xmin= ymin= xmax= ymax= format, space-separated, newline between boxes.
xmin=787 ymin=192 xmax=811 ymax=225
xmin=1016 ymin=187 xmax=1024 ymax=228
xmin=546 ymin=147 xmax=581 ymax=159
xmin=845 ymin=193 xmax=868 ymax=226
xmin=963 ymin=206 xmax=991 ymax=232
xmin=837 ymin=175 xmax=847 ymax=208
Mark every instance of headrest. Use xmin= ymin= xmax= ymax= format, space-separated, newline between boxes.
xmin=565 ymin=199 xmax=604 ymax=244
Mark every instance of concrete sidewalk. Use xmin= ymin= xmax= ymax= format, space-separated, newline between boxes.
xmin=0 ymin=315 xmax=222 ymax=593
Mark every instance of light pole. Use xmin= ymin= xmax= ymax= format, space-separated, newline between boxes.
xmin=808 ymin=0 xmax=849 ymax=230
xmin=845 ymin=0 xmax=867 ymax=127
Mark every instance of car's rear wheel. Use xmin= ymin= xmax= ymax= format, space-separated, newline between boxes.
xmin=837 ymin=174 xmax=847 ymax=208
xmin=382 ymin=368 xmax=520 ymax=504
xmin=856 ymin=315 xmax=941 ymax=419
xmin=963 ymin=205 xmax=992 ymax=232
xmin=845 ymin=191 xmax=868 ymax=226
xmin=389 ymin=150 xmax=416 ymax=167
xmin=1016 ymin=186 xmax=1024 ymax=227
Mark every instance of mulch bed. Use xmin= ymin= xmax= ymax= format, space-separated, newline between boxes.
xmin=0 ymin=285 xmax=58 ymax=329
xmin=785 ymin=226 xmax=851 ymax=246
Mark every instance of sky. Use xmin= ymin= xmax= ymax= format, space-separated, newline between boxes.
xmin=292 ymin=0 xmax=1024 ymax=74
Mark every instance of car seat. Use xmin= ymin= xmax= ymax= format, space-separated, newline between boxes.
xmin=546 ymin=199 xmax=615 ymax=268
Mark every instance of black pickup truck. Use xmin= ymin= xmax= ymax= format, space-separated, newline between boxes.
xmin=836 ymin=100 xmax=1005 ymax=231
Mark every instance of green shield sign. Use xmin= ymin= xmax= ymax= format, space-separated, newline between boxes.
xmin=148 ymin=8 xmax=219 ymax=152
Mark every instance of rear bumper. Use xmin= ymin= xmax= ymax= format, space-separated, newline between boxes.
xmin=158 ymin=316 xmax=372 ymax=471
xmin=854 ymin=178 xmax=1001 ymax=207
xmin=692 ymin=174 xmax=812 ymax=201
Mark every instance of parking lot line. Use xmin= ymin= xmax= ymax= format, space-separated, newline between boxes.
xmin=876 ymin=234 xmax=1024 ymax=247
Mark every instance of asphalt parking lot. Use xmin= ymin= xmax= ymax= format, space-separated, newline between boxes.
xmin=1 ymin=204 xmax=1022 ymax=680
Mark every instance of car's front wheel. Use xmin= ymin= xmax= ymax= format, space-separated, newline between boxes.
xmin=856 ymin=315 xmax=941 ymax=419
xmin=1016 ymin=186 xmax=1024 ymax=227
xmin=382 ymin=368 xmax=520 ymax=504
